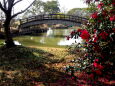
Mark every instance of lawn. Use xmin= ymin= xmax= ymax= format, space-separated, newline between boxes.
xmin=0 ymin=45 xmax=114 ymax=86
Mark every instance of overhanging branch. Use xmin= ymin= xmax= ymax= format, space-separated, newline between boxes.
xmin=11 ymin=0 xmax=36 ymax=18
xmin=3 ymin=0 xmax=7 ymax=9
xmin=13 ymin=0 xmax=23 ymax=6
xmin=0 ymin=1 xmax=6 ymax=12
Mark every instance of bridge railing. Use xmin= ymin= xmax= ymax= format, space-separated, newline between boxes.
xmin=20 ymin=14 xmax=88 ymax=25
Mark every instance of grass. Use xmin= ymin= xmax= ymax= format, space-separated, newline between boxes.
xmin=0 ymin=45 xmax=77 ymax=86
xmin=0 ymin=45 xmax=114 ymax=86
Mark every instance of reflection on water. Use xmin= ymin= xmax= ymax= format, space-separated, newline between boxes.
xmin=4 ymin=41 xmax=21 ymax=45
xmin=30 ymin=37 xmax=33 ymax=40
xmin=40 ymin=37 xmax=45 ymax=44
xmin=40 ymin=28 xmax=82 ymax=46
xmin=14 ymin=41 xmax=21 ymax=45
xmin=12 ymin=28 xmax=82 ymax=47
xmin=58 ymin=37 xmax=82 ymax=46
xmin=46 ymin=27 xmax=53 ymax=37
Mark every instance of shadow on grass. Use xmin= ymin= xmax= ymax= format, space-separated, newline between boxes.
xmin=0 ymin=45 xmax=114 ymax=86
xmin=0 ymin=45 xmax=75 ymax=86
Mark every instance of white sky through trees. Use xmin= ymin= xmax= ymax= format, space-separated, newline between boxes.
xmin=13 ymin=0 xmax=87 ymax=13
xmin=43 ymin=0 xmax=87 ymax=10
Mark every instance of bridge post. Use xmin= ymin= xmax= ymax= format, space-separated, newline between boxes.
xmin=19 ymin=19 xmax=22 ymax=25
xmin=26 ymin=18 xmax=28 ymax=23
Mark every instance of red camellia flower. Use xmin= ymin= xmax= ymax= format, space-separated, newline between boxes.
xmin=94 ymin=29 xmax=97 ymax=33
xmin=99 ymin=31 xmax=108 ymax=40
xmin=89 ymin=73 xmax=94 ymax=79
xmin=98 ymin=64 xmax=104 ymax=70
xmin=92 ymin=30 xmax=99 ymax=42
xmin=93 ymin=36 xmax=98 ymax=42
xmin=66 ymin=36 xmax=70 ymax=40
xmin=95 ymin=0 xmax=99 ymax=1
xmin=80 ymin=29 xmax=90 ymax=41
xmin=70 ymin=31 xmax=75 ymax=35
xmin=102 ymin=10 xmax=108 ymax=16
xmin=93 ymin=44 xmax=101 ymax=51
xmin=93 ymin=59 xmax=104 ymax=70
xmin=95 ymin=70 xmax=102 ymax=75
xmin=97 ymin=2 xmax=104 ymax=9
xmin=91 ymin=12 xmax=98 ymax=19
xmin=110 ymin=15 xmax=115 ymax=21
xmin=113 ymin=28 xmax=115 ymax=32
xmin=77 ymin=29 xmax=82 ymax=32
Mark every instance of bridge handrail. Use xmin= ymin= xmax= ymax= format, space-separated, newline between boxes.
xmin=20 ymin=14 xmax=88 ymax=25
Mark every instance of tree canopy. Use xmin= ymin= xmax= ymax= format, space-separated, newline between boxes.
xmin=23 ymin=0 xmax=60 ymax=18
xmin=44 ymin=0 xmax=60 ymax=14
xmin=67 ymin=8 xmax=90 ymax=18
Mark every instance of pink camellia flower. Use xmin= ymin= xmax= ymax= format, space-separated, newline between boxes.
xmin=91 ymin=12 xmax=98 ymax=19
xmin=71 ymin=76 xmax=75 ymax=80
xmin=110 ymin=15 xmax=115 ymax=21
xmin=95 ymin=59 xmax=99 ymax=62
xmin=93 ymin=62 xmax=98 ymax=67
xmin=97 ymin=2 xmax=104 ymax=9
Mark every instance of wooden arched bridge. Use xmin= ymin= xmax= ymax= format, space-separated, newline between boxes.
xmin=19 ymin=14 xmax=88 ymax=28
xmin=18 ymin=14 xmax=88 ymax=35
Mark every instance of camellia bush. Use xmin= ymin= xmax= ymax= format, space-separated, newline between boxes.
xmin=66 ymin=0 xmax=115 ymax=79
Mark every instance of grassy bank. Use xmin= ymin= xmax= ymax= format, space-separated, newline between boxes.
xmin=0 ymin=45 xmax=76 ymax=86
xmin=0 ymin=45 xmax=114 ymax=86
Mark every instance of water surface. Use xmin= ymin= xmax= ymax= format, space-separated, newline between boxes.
xmin=1 ymin=28 xmax=83 ymax=48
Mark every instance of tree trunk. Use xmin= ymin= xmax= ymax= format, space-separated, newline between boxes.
xmin=4 ymin=16 xmax=15 ymax=48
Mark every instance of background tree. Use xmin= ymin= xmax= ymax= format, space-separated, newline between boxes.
xmin=86 ymin=3 xmax=97 ymax=13
xmin=0 ymin=9 xmax=4 ymax=32
xmin=67 ymin=8 xmax=90 ymax=18
xmin=23 ymin=0 xmax=44 ymax=18
xmin=43 ymin=0 xmax=60 ymax=14
xmin=0 ymin=0 xmax=35 ymax=48
xmin=23 ymin=0 xmax=61 ymax=18
xmin=60 ymin=6 xmax=68 ymax=14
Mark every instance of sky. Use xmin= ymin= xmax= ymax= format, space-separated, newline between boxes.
xmin=14 ymin=0 xmax=87 ymax=13
xmin=43 ymin=0 xmax=87 ymax=10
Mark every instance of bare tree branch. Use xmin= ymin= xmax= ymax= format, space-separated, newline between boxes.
xmin=0 ymin=1 xmax=6 ymax=12
xmin=3 ymin=0 xmax=7 ymax=9
xmin=13 ymin=0 xmax=22 ymax=6
xmin=8 ymin=0 xmax=14 ymax=10
xmin=11 ymin=0 xmax=36 ymax=18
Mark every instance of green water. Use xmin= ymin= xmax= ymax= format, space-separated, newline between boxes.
xmin=0 ymin=28 xmax=76 ymax=48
